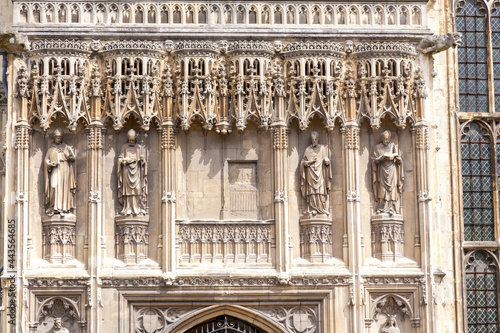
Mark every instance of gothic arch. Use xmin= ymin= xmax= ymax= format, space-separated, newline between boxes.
xmin=167 ymin=304 xmax=289 ymax=333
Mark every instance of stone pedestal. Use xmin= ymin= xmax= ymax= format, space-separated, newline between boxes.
xmin=42 ymin=214 xmax=77 ymax=264
xmin=371 ymin=214 xmax=404 ymax=262
xmin=115 ymin=215 xmax=149 ymax=264
xmin=299 ymin=216 xmax=332 ymax=263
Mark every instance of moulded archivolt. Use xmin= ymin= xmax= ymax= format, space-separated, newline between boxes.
xmin=14 ymin=2 xmax=425 ymax=28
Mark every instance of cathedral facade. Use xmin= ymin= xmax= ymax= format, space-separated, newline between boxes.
xmin=0 ymin=0 xmax=495 ymax=332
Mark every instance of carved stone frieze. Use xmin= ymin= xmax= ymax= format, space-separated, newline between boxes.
xmin=101 ymin=275 xmax=350 ymax=288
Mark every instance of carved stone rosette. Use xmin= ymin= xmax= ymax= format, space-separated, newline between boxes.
xmin=115 ymin=216 xmax=149 ymax=264
xmin=371 ymin=214 xmax=404 ymax=262
xmin=299 ymin=217 xmax=333 ymax=263
xmin=42 ymin=215 xmax=76 ymax=264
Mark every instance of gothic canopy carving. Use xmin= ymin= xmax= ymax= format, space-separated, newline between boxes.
xmin=16 ymin=39 xmax=426 ymax=133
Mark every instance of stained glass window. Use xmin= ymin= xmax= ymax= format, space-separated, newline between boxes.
xmin=457 ymin=0 xmax=489 ymax=112
xmin=461 ymin=122 xmax=495 ymax=241
xmin=465 ymin=250 xmax=499 ymax=332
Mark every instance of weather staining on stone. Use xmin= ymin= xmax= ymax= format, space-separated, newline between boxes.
xmin=118 ymin=129 xmax=148 ymax=216
xmin=372 ymin=130 xmax=404 ymax=215
xmin=44 ymin=127 xmax=76 ymax=216
xmin=300 ymin=131 xmax=332 ymax=216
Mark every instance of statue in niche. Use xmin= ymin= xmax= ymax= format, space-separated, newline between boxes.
xmin=381 ymin=315 xmax=401 ymax=333
xmin=53 ymin=318 xmax=69 ymax=333
xmin=44 ymin=128 xmax=76 ymax=216
xmin=300 ymin=131 xmax=332 ymax=216
xmin=372 ymin=131 xmax=404 ymax=215
xmin=117 ymin=129 xmax=148 ymax=216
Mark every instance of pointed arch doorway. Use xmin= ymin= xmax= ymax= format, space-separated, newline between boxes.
xmin=185 ymin=315 xmax=266 ymax=333
xmin=168 ymin=304 xmax=288 ymax=333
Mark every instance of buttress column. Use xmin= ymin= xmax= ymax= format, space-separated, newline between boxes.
xmin=271 ymin=65 xmax=289 ymax=274
xmin=87 ymin=63 xmax=104 ymax=332
xmin=343 ymin=65 xmax=363 ymax=333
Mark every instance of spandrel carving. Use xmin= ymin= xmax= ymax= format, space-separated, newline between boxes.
xmin=44 ymin=127 xmax=76 ymax=216
xmin=118 ymin=129 xmax=148 ymax=216
xmin=371 ymin=130 xmax=403 ymax=215
xmin=300 ymin=131 xmax=332 ymax=216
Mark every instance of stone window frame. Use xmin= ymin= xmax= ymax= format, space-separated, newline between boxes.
xmin=455 ymin=0 xmax=500 ymax=330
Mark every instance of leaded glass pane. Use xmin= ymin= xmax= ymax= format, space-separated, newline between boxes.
xmin=457 ymin=0 xmax=489 ymax=112
xmin=461 ymin=123 xmax=494 ymax=241
xmin=492 ymin=13 xmax=500 ymax=111
xmin=465 ymin=251 xmax=499 ymax=333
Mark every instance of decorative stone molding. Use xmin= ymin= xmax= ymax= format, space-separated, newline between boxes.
xmin=371 ymin=215 xmax=404 ymax=262
xmin=15 ymin=126 xmax=30 ymax=150
xmin=354 ymin=41 xmax=417 ymax=59
xmin=255 ymin=305 xmax=318 ymax=333
xmin=299 ymin=219 xmax=333 ymax=263
xmin=115 ymin=216 xmax=149 ymax=264
xmin=101 ymin=275 xmax=350 ymax=287
xmin=177 ymin=221 xmax=274 ymax=265
xmin=42 ymin=216 xmax=77 ymax=264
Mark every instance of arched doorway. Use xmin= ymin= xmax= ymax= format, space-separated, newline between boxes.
xmin=186 ymin=315 xmax=266 ymax=333
xmin=168 ymin=304 xmax=288 ymax=333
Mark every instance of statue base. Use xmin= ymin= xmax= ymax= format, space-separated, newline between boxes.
xmin=115 ymin=215 xmax=149 ymax=264
xmin=371 ymin=213 xmax=404 ymax=262
xmin=299 ymin=216 xmax=332 ymax=263
xmin=42 ymin=214 xmax=77 ymax=264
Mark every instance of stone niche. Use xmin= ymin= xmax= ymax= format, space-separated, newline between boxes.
xmin=288 ymin=119 xmax=344 ymax=264
xmin=177 ymin=122 xmax=273 ymax=221
xmin=103 ymin=123 xmax=160 ymax=265
xmin=359 ymin=121 xmax=416 ymax=265
xmin=31 ymin=121 xmax=88 ymax=266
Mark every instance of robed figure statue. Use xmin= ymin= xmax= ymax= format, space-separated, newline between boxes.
xmin=118 ymin=129 xmax=148 ymax=216
xmin=372 ymin=131 xmax=404 ymax=215
xmin=300 ymin=131 xmax=332 ymax=216
xmin=44 ymin=128 xmax=76 ymax=216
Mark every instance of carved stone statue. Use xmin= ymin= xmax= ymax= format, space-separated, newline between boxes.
xmin=381 ymin=315 xmax=401 ymax=333
xmin=118 ymin=129 xmax=147 ymax=216
xmin=53 ymin=318 xmax=69 ymax=333
xmin=44 ymin=127 xmax=76 ymax=216
xmin=372 ymin=131 xmax=404 ymax=215
xmin=300 ymin=131 xmax=332 ymax=216
xmin=417 ymin=32 xmax=462 ymax=54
